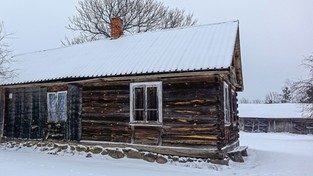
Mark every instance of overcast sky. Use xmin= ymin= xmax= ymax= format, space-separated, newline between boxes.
xmin=1 ymin=0 xmax=313 ymax=100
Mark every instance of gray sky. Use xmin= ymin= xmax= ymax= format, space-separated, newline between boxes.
xmin=1 ymin=0 xmax=313 ymax=100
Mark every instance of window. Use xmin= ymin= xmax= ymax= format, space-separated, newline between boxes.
xmin=47 ymin=91 xmax=67 ymax=122
xmin=223 ymin=82 xmax=231 ymax=125
xmin=130 ymin=82 xmax=162 ymax=124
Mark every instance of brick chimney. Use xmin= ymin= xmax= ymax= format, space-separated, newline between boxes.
xmin=111 ymin=17 xmax=123 ymax=39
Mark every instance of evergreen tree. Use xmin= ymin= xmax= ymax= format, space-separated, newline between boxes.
xmin=281 ymin=86 xmax=291 ymax=103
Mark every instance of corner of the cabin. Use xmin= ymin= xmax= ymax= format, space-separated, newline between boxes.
xmin=218 ymin=74 xmax=240 ymax=151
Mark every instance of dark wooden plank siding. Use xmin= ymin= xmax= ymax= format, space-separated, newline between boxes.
xmin=81 ymin=82 xmax=131 ymax=143
xmin=31 ymin=87 xmax=47 ymax=139
xmin=162 ymin=77 xmax=223 ymax=148
xmin=4 ymin=87 xmax=47 ymax=139
xmin=133 ymin=126 xmax=160 ymax=145
xmin=66 ymin=84 xmax=82 ymax=141
xmin=0 ymin=88 xmax=5 ymax=138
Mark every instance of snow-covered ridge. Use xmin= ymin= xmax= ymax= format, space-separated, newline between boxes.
xmin=239 ymin=103 xmax=308 ymax=118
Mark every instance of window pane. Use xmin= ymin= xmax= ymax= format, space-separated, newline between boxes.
xmin=147 ymin=87 xmax=158 ymax=109
xmin=57 ymin=92 xmax=67 ymax=121
xmin=135 ymin=88 xmax=144 ymax=109
xmin=147 ymin=110 xmax=157 ymax=121
xmin=135 ymin=110 xmax=144 ymax=121
xmin=48 ymin=93 xmax=57 ymax=122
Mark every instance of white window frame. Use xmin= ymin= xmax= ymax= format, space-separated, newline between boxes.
xmin=130 ymin=82 xmax=162 ymax=125
xmin=47 ymin=91 xmax=67 ymax=123
xmin=223 ymin=82 xmax=231 ymax=125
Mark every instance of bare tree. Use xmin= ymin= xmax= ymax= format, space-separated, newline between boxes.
xmin=0 ymin=22 xmax=13 ymax=80
xmin=63 ymin=0 xmax=197 ymax=45
xmin=265 ymin=91 xmax=281 ymax=104
xmin=239 ymin=98 xmax=249 ymax=104
xmin=291 ymin=55 xmax=313 ymax=117
xmin=252 ymin=99 xmax=264 ymax=104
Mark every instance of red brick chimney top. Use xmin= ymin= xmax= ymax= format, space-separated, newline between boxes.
xmin=111 ymin=18 xmax=123 ymax=39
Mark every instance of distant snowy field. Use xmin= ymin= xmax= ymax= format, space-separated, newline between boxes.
xmin=1 ymin=132 xmax=313 ymax=176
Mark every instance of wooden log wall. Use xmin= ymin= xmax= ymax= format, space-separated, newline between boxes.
xmin=4 ymin=87 xmax=47 ymax=139
xmin=133 ymin=126 xmax=160 ymax=145
xmin=80 ymin=76 xmax=240 ymax=149
xmin=81 ymin=82 xmax=132 ymax=143
xmin=162 ymin=76 xmax=223 ymax=148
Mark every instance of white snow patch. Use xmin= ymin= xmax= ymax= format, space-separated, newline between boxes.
xmin=1 ymin=132 xmax=313 ymax=176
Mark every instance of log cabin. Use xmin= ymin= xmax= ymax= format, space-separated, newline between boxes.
xmin=0 ymin=19 xmax=244 ymax=160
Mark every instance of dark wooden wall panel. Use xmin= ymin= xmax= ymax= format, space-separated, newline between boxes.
xmin=66 ymin=84 xmax=82 ymax=141
xmin=81 ymin=82 xmax=131 ymax=143
xmin=162 ymin=77 xmax=223 ymax=148
xmin=0 ymin=88 xmax=5 ymax=138
xmin=4 ymin=87 xmax=47 ymax=139
xmin=133 ymin=126 xmax=160 ymax=145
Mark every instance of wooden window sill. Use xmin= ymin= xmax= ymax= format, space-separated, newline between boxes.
xmin=129 ymin=123 xmax=163 ymax=127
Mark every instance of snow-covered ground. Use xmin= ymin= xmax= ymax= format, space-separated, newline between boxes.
xmin=1 ymin=132 xmax=313 ymax=176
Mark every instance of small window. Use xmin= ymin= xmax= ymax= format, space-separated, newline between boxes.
xmin=130 ymin=82 xmax=162 ymax=124
xmin=223 ymin=82 xmax=231 ymax=125
xmin=47 ymin=91 xmax=67 ymax=122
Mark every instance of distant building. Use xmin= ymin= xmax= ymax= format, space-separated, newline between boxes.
xmin=239 ymin=103 xmax=313 ymax=134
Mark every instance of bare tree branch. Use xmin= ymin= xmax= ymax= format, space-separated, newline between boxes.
xmin=0 ymin=21 xmax=14 ymax=80
xmin=265 ymin=91 xmax=281 ymax=104
xmin=291 ymin=55 xmax=313 ymax=117
xmin=62 ymin=0 xmax=197 ymax=46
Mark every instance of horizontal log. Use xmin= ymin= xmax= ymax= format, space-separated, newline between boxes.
xmin=81 ymin=135 xmax=131 ymax=143
xmin=82 ymin=121 xmax=130 ymax=127
xmin=166 ymin=99 xmax=218 ymax=106
xmin=81 ymin=114 xmax=129 ymax=121
xmin=83 ymin=83 xmax=129 ymax=90
xmin=82 ymin=107 xmax=129 ymax=114
xmin=163 ymin=126 xmax=217 ymax=132
xmin=162 ymin=139 xmax=218 ymax=146
xmin=134 ymin=139 xmax=158 ymax=145
xmin=164 ymin=108 xmax=216 ymax=116
xmin=163 ymin=81 xmax=218 ymax=90
xmin=82 ymin=100 xmax=129 ymax=107
xmin=82 ymin=122 xmax=130 ymax=130
xmin=163 ymin=134 xmax=218 ymax=140
xmin=162 ymin=76 xmax=217 ymax=84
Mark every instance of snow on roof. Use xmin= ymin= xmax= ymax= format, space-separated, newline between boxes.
xmin=1 ymin=21 xmax=239 ymax=85
xmin=238 ymin=103 xmax=307 ymax=119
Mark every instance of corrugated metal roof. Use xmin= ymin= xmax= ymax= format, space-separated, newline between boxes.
xmin=2 ymin=21 xmax=239 ymax=85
